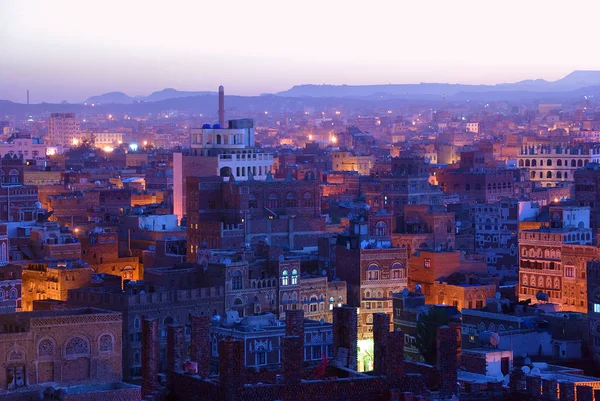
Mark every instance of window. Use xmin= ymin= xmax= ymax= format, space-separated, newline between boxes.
xmin=291 ymin=269 xmax=299 ymax=285
xmin=249 ymin=194 xmax=258 ymax=209
xmin=256 ymin=349 xmax=267 ymax=366
xmin=594 ymin=303 xmax=600 ymax=313
xmin=6 ymin=366 xmax=25 ymax=390
xmin=367 ymin=264 xmax=380 ymax=280
xmin=424 ymin=258 xmax=431 ymax=268
xmin=232 ymin=271 xmax=242 ymax=290
xmin=281 ymin=270 xmax=289 ymax=286
xmin=469 ymin=335 xmax=475 ymax=343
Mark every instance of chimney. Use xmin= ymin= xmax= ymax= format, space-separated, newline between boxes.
xmin=218 ymin=85 xmax=225 ymax=127
xmin=281 ymin=335 xmax=302 ymax=386
xmin=285 ymin=309 xmax=304 ymax=338
xmin=167 ymin=324 xmax=185 ymax=376
xmin=219 ymin=338 xmax=245 ymax=401
xmin=385 ymin=330 xmax=405 ymax=384
xmin=27 ymin=90 xmax=29 ymax=105
xmin=141 ymin=318 xmax=160 ymax=397
xmin=332 ymin=306 xmax=357 ymax=371
xmin=436 ymin=325 xmax=458 ymax=396
xmin=190 ymin=315 xmax=211 ymax=376
xmin=372 ymin=312 xmax=390 ymax=376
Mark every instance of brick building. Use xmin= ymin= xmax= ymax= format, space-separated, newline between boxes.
xmin=335 ymin=238 xmax=408 ymax=341
xmin=391 ymin=204 xmax=456 ymax=255
xmin=186 ymin=175 xmax=324 ymax=257
xmin=0 ymin=308 xmax=135 ymax=397
xmin=67 ymin=281 xmax=225 ymax=381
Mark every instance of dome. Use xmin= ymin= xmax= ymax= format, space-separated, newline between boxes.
xmin=34 ymin=201 xmax=42 ymax=209
xmin=212 ymin=124 xmax=222 ymax=129
xmin=94 ymin=180 xmax=102 ymax=187
xmin=202 ymin=123 xmax=211 ymax=129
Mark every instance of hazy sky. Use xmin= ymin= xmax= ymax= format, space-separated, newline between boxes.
xmin=1 ymin=0 xmax=599 ymax=103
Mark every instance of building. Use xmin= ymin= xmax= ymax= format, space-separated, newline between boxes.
xmin=0 ymin=308 xmax=138 ymax=398
xmin=518 ymin=204 xmax=592 ymax=311
xmin=331 ymin=151 xmax=374 ymax=175
xmin=517 ymin=144 xmax=591 ymax=187
xmin=335 ymin=238 xmax=408 ymax=342
xmin=0 ymin=154 xmax=40 ymax=222
xmin=186 ymin=175 xmax=324 ymax=256
xmin=68 ymin=281 xmax=225 ymax=381
xmin=48 ymin=113 xmax=80 ymax=146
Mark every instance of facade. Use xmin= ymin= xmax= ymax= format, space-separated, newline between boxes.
xmin=587 ymin=260 xmax=600 ymax=368
xmin=518 ymin=205 xmax=592 ymax=312
xmin=331 ymin=151 xmax=374 ymax=175
xmin=189 ymin=119 xmax=273 ymax=180
xmin=48 ymin=113 xmax=80 ymax=146
xmin=0 ymin=154 xmax=40 ymax=222
xmin=335 ymin=241 xmax=408 ymax=340
xmin=363 ymin=157 xmax=444 ymax=215
xmin=67 ymin=282 xmax=225 ymax=381
xmin=186 ymin=175 xmax=324 ymax=256
xmin=21 ymin=260 xmax=95 ymax=311
xmin=0 ymin=136 xmax=47 ymax=160
xmin=518 ymin=145 xmax=591 ymax=187
xmin=0 ymin=308 xmax=124 ymax=393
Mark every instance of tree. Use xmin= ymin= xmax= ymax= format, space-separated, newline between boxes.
xmin=415 ymin=307 xmax=460 ymax=365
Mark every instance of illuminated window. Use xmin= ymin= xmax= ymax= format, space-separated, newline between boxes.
xmin=424 ymin=258 xmax=431 ymax=268
xmin=595 ymin=303 xmax=600 ymax=313
xmin=281 ymin=270 xmax=289 ymax=286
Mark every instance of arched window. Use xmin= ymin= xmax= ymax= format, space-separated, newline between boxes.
xmin=99 ymin=334 xmax=114 ymax=352
xmin=163 ymin=316 xmax=174 ymax=327
xmin=249 ymin=194 xmax=258 ymax=209
xmin=557 ymin=171 xmax=562 ymax=179
xmin=557 ymin=159 xmax=562 ymax=166
xmin=134 ymin=316 xmax=141 ymax=331
xmin=547 ymin=171 xmax=552 ymax=179
xmin=38 ymin=339 xmax=54 ymax=358
xmin=8 ymin=169 xmax=19 ymax=184
xmin=546 ymin=277 xmax=552 ymax=288
xmin=519 ymin=160 xmax=524 ymax=167
xmin=291 ymin=268 xmax=299 ymax=285
xmin=367 ymin=264 xmax=380 ymax=280
xmin=267 ymin=193 xmax=279 ymax=208
xmin=554 ymin=278 xmax=560 ymax=289
xmin=65 ymin=336 xmax=90 ymax=357
xmin=281 ymin=269 xmax=289 ymax=286
xmin=571 ymin=159 xmax=577 ymax=167
xmin=375 ymin=221 xmax=388 ymax=237
xmin=391 ymin=262 xmax=405 ymax=279
xmin=525 ymin=160 xmax=531 ymax=167
xmin=531 ymin=160 xmax=537 ymax=167
xmin=547 ymin=159 xmax=552 ymax=167
xmin=578 ymin=159 xmax=583 ymax=167
xmin=302 ymin=192 xmax=313 ymax=207
xmin=366 ymin=314 xmax=373 ymax=324
xmin=285 ymin=192 xmax=297 ymax=208
xmin=522 ymin=275 xmax=528 ymax=286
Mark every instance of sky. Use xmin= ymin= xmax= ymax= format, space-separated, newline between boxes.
xmin=1 ymin=0 xmax=599 ymax=103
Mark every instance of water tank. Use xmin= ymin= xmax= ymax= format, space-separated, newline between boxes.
xmin=202 ymin=123 xmax=211 ymax=129
xmin=212 ymin=124 xmax=222 ymax=129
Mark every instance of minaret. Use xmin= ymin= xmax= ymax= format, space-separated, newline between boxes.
xmin=26 ymin=90 xmax=29 ymax=105
xmin=218 ymin=85 xmax=225 ymax=127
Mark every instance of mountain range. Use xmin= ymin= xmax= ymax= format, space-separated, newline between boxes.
xmin=85 ymin=88 xmax=216 ymax=104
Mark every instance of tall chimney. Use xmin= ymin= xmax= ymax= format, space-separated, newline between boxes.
xmin=218 ymin=85 xmax=225 ymax=127
xmin=26 ymin=90 xmax=29 ymax=105
xmin=141 ymin=318 xmax=160 ymax=398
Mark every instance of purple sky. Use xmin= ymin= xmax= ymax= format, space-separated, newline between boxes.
xmin=1 ymin=0 xmax=598 ymax=103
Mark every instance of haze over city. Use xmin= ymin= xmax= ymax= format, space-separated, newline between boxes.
xmin=2 ymin=0 xmax=600 ymax=103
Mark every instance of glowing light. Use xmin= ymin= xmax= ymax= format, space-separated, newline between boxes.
xmin=330 ymin=135 xmax=338 ymax=144
xmin=143 ymin=141 xmax=148 ymax=146
xmin=387 ymin=110 xmax=392 ymax=114
xmin=129 ymin=143 xmax=139 ymax=151
xmin=103 ymin=146 xmax=114 ymax=153
xmin=335 ymin=111 xmax=341 ymax=115
xmin=264 ymin=111 xmax=268 ymax=115
xmin=72 ymin=138 xmax=79 ymax=146
xmin=46 ymin=148 xmax=56 ymax=156
xmin=554 ymin=198 xmax=559 ymax=203
xmin=308 ymin=134 xmax=313 ymax=141
xmin=118 ymin=140 xmax=122 ymax=145
xmin=74 ymin=228 xmax=79 ymax=233
xmin=108 ymin=114 xmax=113 ymax=119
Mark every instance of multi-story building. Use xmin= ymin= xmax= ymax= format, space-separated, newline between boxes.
xmin=519 ymin=204 xmax=592 ymax=311
xmin=0 ymin=308 xmax=136 ymax=397
xmin=173 ymin=118 xmax=275 ymax=222
xmin=518 ymin=144 xmax=591 ymax=187
xmin=363 ymin=157 xmax=444 ymax=215
xmin=0 ymin=154 xmax=40 ymax=222
xmin=21 ymin=260 xmax=120 ymax=311
xmin=48 ymin=112 xmax=80 ymax=146
xmin=335 ymin=238 xmax=408 ymax=340
xmin=210 ymin=310 xmax=333 ymax=370
xmin=186 ymin=175 xmax=324 ymax=256
xmin=391 ymin=205 xmax=456 ymax=255
xmin=0 ymin=135 xmax=47 ymax=160
xmin=68 ymin=281 xmax=225 ymax=381
xmin=331 ymin=151 xmax=374 ymax=175
xmin=574 ymin=163 xmax=600 ymax=237
xmin=587 ymin=260 xmax=600 ymax=369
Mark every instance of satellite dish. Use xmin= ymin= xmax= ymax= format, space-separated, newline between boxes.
xmin=402 ymin=288 xmax=410 ymax=297
xmin=495 ymin=292 xmax=501 ymax=300
xmin=490 ymin=333 xmax=500 ymax=347
xmin=321 ymin=269 xmax=327 ymax=276
xmin=524 ymin=357 xmax=532 ymax=365
xmin=456 ymin=221 xmax=462 ymax=227
xmin=522 ymin=366 xmax=531 ymax=374
xmin=415 ymin=284 xmax=422 ymax=294
xmin=531 ymin=367 xmax=541 ymax=375
xmin=278 ymin=254 xmax=285 ymax=262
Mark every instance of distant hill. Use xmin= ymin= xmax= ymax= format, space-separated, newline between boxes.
xmin=144 ymin=88 xmax=215 ymax=102
xmin=84 ymin=92 xmax=136 ymax=104
xmin=276 ymin=70 xmax=600 ymax=98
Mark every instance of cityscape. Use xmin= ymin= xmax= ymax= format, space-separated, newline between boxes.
xmin=4 ymin=1 xmax=600 ymax=401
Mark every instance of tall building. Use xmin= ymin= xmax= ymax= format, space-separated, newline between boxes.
xmin=47 ymin=113 xmax=80 ymax=146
